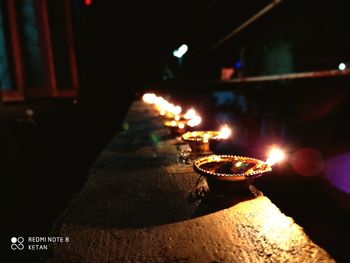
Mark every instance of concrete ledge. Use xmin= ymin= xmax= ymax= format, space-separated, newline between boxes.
xmin=49 ymin=101 xmax=334 ymax=263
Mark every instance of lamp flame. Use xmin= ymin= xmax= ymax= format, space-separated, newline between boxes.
xmin=154 ymin=96 xmax=172 ymax=114
xmin=203 ymin=133 xmax=210 ymax=143
xmin=166 ymin=103 xmax=174 ymax=112
xmin=217 ymin=125 xmax=232 ymax=139
xmin=266 ymin=148 xmax=285 ymax=166
xmin=173 ymin=105 xmax=182 ymax=115
xmin=154 ymin=96 xmax=165 ymax=108
xmin=184 ymin=109 xmax=196 ymax=120
xmin=142 ymin=93 xmax=156 ymax=104
xmin=187 ymin=115 xmax=201 ymax=127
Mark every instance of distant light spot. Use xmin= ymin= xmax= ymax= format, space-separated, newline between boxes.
xmin=25 ymin=108 xmax=34 ymax=117
xmin=235 ymin=60 xmax=241 ymax=69
xmin=338 ymin=62 xmax=346 ymax=70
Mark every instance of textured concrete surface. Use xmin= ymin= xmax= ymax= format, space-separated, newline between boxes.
xmin=49 ymin=101 xmax=335 ymax=263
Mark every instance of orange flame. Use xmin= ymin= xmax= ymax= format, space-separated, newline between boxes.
xmin=187 ymin=115 xmax=201 ymax=127
xmin=184 ymin=109 xmax=196 ymax=120
xmin=142 ymin=93 xmax=156 ymax=104
xmin=217 ymin=125 xmax=232 ymax=139
xmin=266 ymin=148 xmax=285 ymax=166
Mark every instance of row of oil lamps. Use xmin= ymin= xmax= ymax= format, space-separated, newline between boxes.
xmin=142 ymin=92 xmax=285 ymax=193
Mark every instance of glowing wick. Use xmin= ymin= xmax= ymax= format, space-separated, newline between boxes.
xmin=178 ymin=123 xmax=185 ymax=129
xmin=154 ymin=96 xmax=167 ymax=111
xmin=173 ymin=105 xmax=182 ymax=115
xmin=184 ymin=109 xmax=196 ymax=120
xmin=166 ymin=103 xmax=174 ymax=112
xmin=212 ymin=155 xmax=221 ymax=162
xmin=235 ymin=161 xmax=243 ymax=167
xmin=203 ymin=133 xmax=210 ymax=143
xmin=142 ymin=93 xmax=156 ymax=104
xmin=154 ymin=96 xmax=163 ymax=106
xmin=266 ymin=148 xmax=285 ymax=166
xmin=217 ymin=125 xmax=232 ymax=139
xmin=187 ymin=115 xmax=202 ymax=127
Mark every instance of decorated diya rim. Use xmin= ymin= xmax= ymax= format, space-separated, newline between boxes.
xmin=164 ymin=115 xmax=185 ymax=121
xmin=181 ymin=131 xmax=221 ymax=142
xmin=164 ymin=120 xmax=187 ymax=128
xmin=164 ymin=112 xmax=182 ymax=120
xmin=193 ymin=155 xmax=272 ymax=181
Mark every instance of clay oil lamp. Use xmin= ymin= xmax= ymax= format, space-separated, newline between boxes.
xmin=142 ymin=93 xmax=166 ymax=116
xmin=193 ymin=147 xmax=285 ymax=195
xmin=164 ymin=119 xmax=188 ymax=135
xmin=164 ymin=114 xmax=202 ymax=136
xmin=142 ymin=93 xmax=157 ymax=104
xmin=164 ymin=105 xmax=182 ymax=120
xmin=181 ymin=125 xmax=232 ymax=154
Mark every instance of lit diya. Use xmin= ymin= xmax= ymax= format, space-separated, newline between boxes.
xmin=193 ymin=148 xmax=285 ymax=195
xmin=181 ymin=125 xmax=231 ymax=154
xmin=164 ymin=105 xmax=182 ymax=119
xmin=145 ymin=95 xmax=171 ymax=116
xmin=164 ymin=115 xmax=202 ymax=136
xmin=164 ymin=120 xmax=188 ymax=135
xmin=167 ymin=108 xmax=197 ymax=121
xmin=165 ymin=107 xmax=197 ymax=121
xmin=142 ymin=93 xmax=157 ymax=104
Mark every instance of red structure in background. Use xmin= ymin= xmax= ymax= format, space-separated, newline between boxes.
xmin=0 ymin=0 xmax=79 ymax=102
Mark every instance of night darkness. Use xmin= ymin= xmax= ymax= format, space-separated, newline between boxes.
xmin=2 ymin=0 xmax=350 ymax=262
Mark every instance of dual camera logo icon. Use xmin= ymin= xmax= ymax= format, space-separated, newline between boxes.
xmin=11 ymin=237 xmax=24 ymax=250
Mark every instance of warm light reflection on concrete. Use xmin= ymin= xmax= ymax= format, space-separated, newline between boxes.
xmin=52 ymin=101 xmax=335 ymax=263
xmin=224 ymin=197 xmax=334 ymax=262
xmin=54 ymin=197 xmax=334 ymax=262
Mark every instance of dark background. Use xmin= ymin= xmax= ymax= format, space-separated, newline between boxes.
xmin=1 ymin=0 xmax=350 ymax=262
